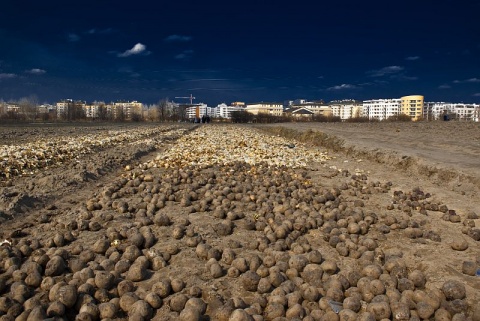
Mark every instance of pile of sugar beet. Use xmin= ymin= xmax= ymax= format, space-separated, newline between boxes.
xmin=1 ymin=158 xmax=479 ymax=321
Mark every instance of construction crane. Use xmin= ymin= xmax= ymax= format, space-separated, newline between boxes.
xmin=174 ymin=94 xmax=196 ymax=105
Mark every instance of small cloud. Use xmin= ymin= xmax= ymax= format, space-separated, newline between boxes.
xmin=175 ymin=50 xmax=194 ymax=60
xmin=453 ymin=78 xmax=480 ymax=84
xmin=438 ymin=84 xmax=451 ymax=89
xmin=68 ymin=33 xmax=80 ymax=42
xmin=367 ymin=65 xmax=404 ymax=77
xmin=165 ymin=35 xmax=192 ymax=42
xmin=86 ymin=28 xmax=114 ymax=35
xmin=0 ymin=73 xmax=16 ymax=79
xmin=465 ymin=78 xmax=479 ymax=83
xmin=327 ymin=84 xmax=356 ymax=91
xmin=473 ymin=93 xmax=480 ymax=97
xmin=118 ymin=43 xmax=149 ymax=57
xmin=406 ymin=56 xmax=420 ymax=61
xmin=26 ymin=68 xmax=46 ymax=75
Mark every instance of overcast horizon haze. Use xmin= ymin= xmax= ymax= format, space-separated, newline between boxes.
xmin=1 ymin=0 xmax=480 ymax=106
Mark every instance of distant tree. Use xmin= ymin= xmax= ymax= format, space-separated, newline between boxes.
xmin=386 ymin=114 xmax=412 ymax=122
xmin=313 ymin=114 xmax=341 ymax=122
xmin=345 ymin=116 xmax=372 ymax=123
xmin=157 ymin=99 xmax=169 ymax=121
xmin=231 ymin=111 xmax=254 ymax=123
xmin=1 ymin=110 xmax=26 ymax=121
xmin=65 ymin=101 xmax=84 ymax=121
xmin=0 ymin=100 xmax=6 ymax=117
xmin=97 ymin=104 xmax=109 ymax=121
xmin=131 ymin=112 xmax=143 ymax=122
xmin=116 ymin=107 xmax=126 ymax=122
xmin=173 ymin=104 xmax=188 ymax=122
xmin=18 ymin=95 xmax=38 ymax=121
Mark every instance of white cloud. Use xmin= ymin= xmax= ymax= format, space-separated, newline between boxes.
xmin=367 ymin=65 xmax=404 ymax=77
xmin=118 ymin=43 xmax=148 ymax=57
xmin=327 ymin=84 xmax=356 ymax=91
xmin=175 ymin=50 xmax=194 ymax=60
xmin=473 ymin=93 xmax=480 ymax=97
xmin=0 ymin=73 xmax=16 ymax=79
xmin=165 ymin=35 xmax=192 ymax=42
xmin=406 ymin=56 xmax=420 ymax=61
xmin=438 ymin=84 xmax=451 ymax=89
xmin=68 ymin=33 xmax=80 ymax=42
xmin=26 ymin=68 xmax=46 ymax=75
xmin=463 ymin=78 xmax=478 ymax=83
xmin=453 ymin=78 xmax=480 ymax=83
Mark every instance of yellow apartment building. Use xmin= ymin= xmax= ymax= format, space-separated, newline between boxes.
xmin=401 ymin=95 xmax=424 ymax=121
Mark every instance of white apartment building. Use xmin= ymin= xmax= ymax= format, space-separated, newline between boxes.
xmin=329 ymin=103 xmax=362 ymax=120
xmin=56 ymin=99 xmax=87 ymax=118
xmin=424 ymin=102 xmax=480 ymax=121
xmin=362 ymin=99 xmax=401 ymax=120
xmin=185 ymin=103 xmax=214 ymax=120
xmin=214 ymin=103 xmax=245 ymax=118
xmin=56 ymin=99 xmax=72 ymax=117
xmin=456 ymin=104 xmax=480 ymax=121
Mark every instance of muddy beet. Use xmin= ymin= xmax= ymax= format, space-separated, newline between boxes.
xmin=0 ymin=123 xmax=478 ymax=320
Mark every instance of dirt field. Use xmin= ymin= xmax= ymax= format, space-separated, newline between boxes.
xmin=0 ymin=122 xmax=479 ymax=321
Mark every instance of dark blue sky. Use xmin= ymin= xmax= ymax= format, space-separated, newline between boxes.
xmin=1 ymin=0 xmax=479 ymax=105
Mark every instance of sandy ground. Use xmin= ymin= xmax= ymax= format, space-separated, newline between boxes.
xmin=0 ymin=122 xmax=479 ymax=321
xmin=271 ymin=122 xmax=480 ymax=175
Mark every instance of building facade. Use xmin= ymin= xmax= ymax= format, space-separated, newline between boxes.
xmin=401 ymin=95 xmax=424 ymax=121
xmin=424 ymin=102 xmax=480 ymax=121
xmin=185 ymin=103 xmax=214 ymax=120
xmin=362 ymin=99 xmax=401 ymax=120
xmin=329 ymin=101 xmax=363 ymax=120
xmin=245 ymin=102 xmax=283 ymax=116
xmin=113 ymin=101 xmax=143 ymax=120
xmin=214 ymin=103 xmax=245 ymax=119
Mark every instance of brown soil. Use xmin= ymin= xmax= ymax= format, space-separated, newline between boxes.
xmin=0 ymin=122 xmax=479 ymax=320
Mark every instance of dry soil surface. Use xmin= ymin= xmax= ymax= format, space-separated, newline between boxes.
xmin=0 ymin=122 xmax=478 ymax=321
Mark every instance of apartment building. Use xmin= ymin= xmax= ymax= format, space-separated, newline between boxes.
xmin=455 ymin=103 xmax=480 ymax=121
xmin=362 ymin=99 xmax=401 ymax=120
xmin=329 ymin=101 xmax=363 ymax=120
xmin=214 ymin=103 xmax=245 ymax=118
xmin=56 ymin=99 xmax=72 ymax=117
xmin=113 ymin=101 xmax=143 ymax=120
xmin=56 ymin=99 xmax=86 ymax=118
xmin=424 ymin=102 xmax=480 ymax=121
xmin=401 ymin=95 xmax=424 ymax=121
xmin=84 ymin=103 xmax=100 ymax=118
xmin=185 ymin=103 xmax=214 ymax=120
xmin=245 ymin=102 xmax=283 ymax=116
xmin=294 ymin=102 xmax=332 ymax=116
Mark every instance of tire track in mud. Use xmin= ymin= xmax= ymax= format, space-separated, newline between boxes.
xmin=0 ymin=125 xmax=196 ymax=230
